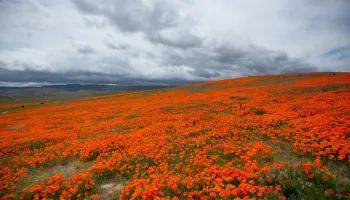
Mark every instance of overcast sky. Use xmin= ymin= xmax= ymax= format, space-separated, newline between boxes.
xmin=0 ymin=0 xmax=349 ymax=86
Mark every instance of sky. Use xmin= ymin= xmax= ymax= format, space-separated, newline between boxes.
xmin=0 ymin=0 xmax=349 ymax=86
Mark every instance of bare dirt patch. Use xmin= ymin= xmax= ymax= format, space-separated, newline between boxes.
xmin=8 ymin=124 xmax=26 ymax=130
xmin=100 ymin=179 xmax=129 ymax=200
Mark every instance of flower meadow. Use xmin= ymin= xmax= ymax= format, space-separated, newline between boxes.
xmin=0 ymin=72 xmax=349 ymax=200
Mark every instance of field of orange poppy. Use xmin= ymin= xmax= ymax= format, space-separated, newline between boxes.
xmin=0 ymin=72 xmax=349 ymax=200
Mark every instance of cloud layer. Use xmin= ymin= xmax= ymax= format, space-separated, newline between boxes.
xmin=0 ymin=0 xmax=349 ymax=85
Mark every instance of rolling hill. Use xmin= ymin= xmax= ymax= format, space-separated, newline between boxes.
xmin=0 ymin=72 xmax=349 ymax=199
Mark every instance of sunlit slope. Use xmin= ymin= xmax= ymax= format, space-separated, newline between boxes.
xmin=0 ymin=72 xmax=349 ymax=199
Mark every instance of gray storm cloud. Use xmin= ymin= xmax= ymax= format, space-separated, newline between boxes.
xmin=0 ymin=0 xmax=349 ymax=85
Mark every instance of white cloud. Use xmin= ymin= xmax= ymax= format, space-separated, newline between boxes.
xmin=0 ymin=0 xmax=349 ymax=85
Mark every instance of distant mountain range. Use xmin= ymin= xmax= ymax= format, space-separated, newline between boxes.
xmin=0 ymin=84 xmax=176 ymax=104
xmin=0 ymin=84 xmax=174 ymax=91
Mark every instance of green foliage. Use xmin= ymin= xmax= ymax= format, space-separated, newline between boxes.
xmin=238 ymin=97 xmax=250 ymax=101
xmin=126 ymin=113 xmax=137 ymax=119
xmin=262 ymin=165 xmax=349 ymax=200
xmin=251 ymin=107 xmax=266 ymax=115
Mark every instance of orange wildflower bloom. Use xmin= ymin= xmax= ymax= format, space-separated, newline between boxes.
xmin=323 ymin=176 xmax=329 ymax=181
xmin=0 ymin=73 xmax=349 ymax=199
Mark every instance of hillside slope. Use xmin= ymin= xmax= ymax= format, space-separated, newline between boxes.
xmin=0 ymin=72 xmax=349 ymax=199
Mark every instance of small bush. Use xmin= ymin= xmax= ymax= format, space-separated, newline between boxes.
xmin=238 ymin=97 xmax=250 ymax=101
xmin=251 ymin=107 xmax=266 ymax=115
